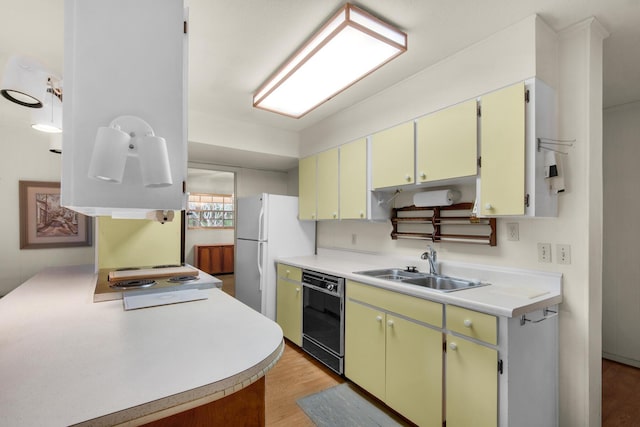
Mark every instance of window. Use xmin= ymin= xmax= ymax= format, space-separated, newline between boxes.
xmin=188 ymin=193 xmax=234 ymax=229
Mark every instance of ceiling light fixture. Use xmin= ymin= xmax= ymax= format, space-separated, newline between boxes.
xmin=31 ymin=85 xmax=63 ymax=133
xmin=88 ymin=115 xmax=172 ymax=188
xmin=1 ymin=55 xmax=62 ymax=109
xmin=252 ymin=3 xmax=407 ymax=118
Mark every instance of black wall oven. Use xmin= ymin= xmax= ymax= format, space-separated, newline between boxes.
xmin=301 ymin=269 xmax=345 ymax=374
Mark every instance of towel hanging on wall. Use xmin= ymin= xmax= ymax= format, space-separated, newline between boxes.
xmin=544 ymin=150 xmax=565 ymax=194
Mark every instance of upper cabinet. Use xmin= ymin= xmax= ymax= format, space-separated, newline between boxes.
xmin=477 ymin=79 xmax=557 ymax=217
xmin=316 ymin=148 xmax=339 ymax=220
xmin=298 ymin=155 xmax=317 ymax=220
xmin=340 ymin=139 xmax=367 ymax=219
xmin=371 ymin=122 xmax=415 ymax=189
xmin=416 ymin=99 xmax=478 ymax=183
xmin=479 ymin=82 xmax=526 ymax=216
xmin=297 ymin=78 xmax=557 ymax=222
xmin=62 ymin=0 xmax=187 ymax=217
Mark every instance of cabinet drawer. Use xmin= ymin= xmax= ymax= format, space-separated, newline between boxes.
xmin=446 ymin=305 xmax=497 ymax=345
xmin=347 ymin=280 xmax=442 ymax=327
xmin=277 ymin=264 xmax=302 ymax=282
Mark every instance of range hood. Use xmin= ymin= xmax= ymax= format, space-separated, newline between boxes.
xmin=61 ymin=0 xmax=188 ymax=218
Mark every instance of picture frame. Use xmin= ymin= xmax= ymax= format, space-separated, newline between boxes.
xmin=19 ymin=181 xmax=93 ymax=249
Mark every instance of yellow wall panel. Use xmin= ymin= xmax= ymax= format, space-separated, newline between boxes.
xmin=97 ymin=215 xmax=181 ymax=269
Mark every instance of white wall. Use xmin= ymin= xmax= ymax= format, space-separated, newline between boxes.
xmin=0 ymin=119 xmax=94 ymax=296
xmin=304 ymin=15 xmax=606 ymax=426
xmin=602 ymin=101 xmax=640 ymax=367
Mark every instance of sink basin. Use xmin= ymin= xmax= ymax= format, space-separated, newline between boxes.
xmin=353 ymin=268 xmax=428 ymax=281
xmin=401 ymin=275 xmax=490 ymax=292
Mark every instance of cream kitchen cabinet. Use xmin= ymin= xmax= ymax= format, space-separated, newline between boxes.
xmin=416 ymin=99 xmax=478 ymax=183
xmin=298 ymin=155 xmax=317 ymax=220
xmin=445 ymin=306 xmax=498 ymax=427
xmin=339 ymin=138 xmax=367 ymax=219
xmin=316 ymin=148 xmax=339 ymax=220
xmin=371 ymin=121 xmax=415 ymax=189
xmin=345 ymin=280 xmax=443 ymax=427
xmin=276 ymin=264 xmax=303 ymax=346
xmin=478 ymin=78 xmax=558 ymax=217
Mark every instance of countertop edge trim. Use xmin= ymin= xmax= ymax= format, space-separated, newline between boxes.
xmin=74 ymin=340 xmax=285 ymax=427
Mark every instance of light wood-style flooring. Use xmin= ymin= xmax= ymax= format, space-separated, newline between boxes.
xmin=602 ymin=358 xmax=640 ymax=426
xmin=220 ymin=274 xmax=640 ymax=426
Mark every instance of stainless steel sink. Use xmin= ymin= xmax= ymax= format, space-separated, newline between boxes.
xmin=353 ymin=268 xmax=428 ymax=281
xmin=401 ymin=275 xmax=489 ymax=292
xmin=353 ymin=268 xmax=490 ymax=292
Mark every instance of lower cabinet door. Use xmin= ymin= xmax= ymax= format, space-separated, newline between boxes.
xmin=446 ymin=334 xmax=498 ymax=427
xmin=276 ymin=279 xmax=302 ymax=346
xmin=345 ymin=300 xmax=386 ymax=401
xmin=386 ymin=315 xmax=443 ymax=427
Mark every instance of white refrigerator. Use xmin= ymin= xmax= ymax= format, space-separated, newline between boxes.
xmin=235 ymin=194 xmax=315 ymax=320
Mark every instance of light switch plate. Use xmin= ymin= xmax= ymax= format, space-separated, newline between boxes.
xmin=538 ymin=243 xmax=551 ymax=263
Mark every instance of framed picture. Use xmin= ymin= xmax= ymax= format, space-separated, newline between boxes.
xmin=19 ymin=181 xmax=93 ymax=249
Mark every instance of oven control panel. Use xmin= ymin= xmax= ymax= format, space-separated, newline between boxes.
xmin=301 ymin=270 xmax=344 ymax=295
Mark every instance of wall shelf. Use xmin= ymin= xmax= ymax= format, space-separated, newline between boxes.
xmin=391 ymin=203 xmax=497 ymax=246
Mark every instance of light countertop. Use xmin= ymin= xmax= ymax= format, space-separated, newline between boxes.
xmin=277 ymin=249 xmax=562 ymax=318
xmin=0 ymin=265 xmax=283 ymax=426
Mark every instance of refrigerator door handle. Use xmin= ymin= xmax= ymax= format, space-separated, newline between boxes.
xmin=257 ymin=206 xmax=265 ymax=242
xmin=257 ymin=241 xmax=264 ymax=291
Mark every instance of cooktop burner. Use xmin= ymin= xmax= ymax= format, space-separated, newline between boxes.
xmin=93 ymin=265 xmax=222 ymax=303
xmin=109 ymin=279 xmax=156 ymax=289
xmin=168 ymin=275 xmax=200 ymax=283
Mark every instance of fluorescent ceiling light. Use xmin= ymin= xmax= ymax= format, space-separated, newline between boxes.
xmin=253 ymin=3 xmax=407 ymax=118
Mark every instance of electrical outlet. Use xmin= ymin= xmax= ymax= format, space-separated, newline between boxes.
xmin=538 ymin=243 xmax=551 ymax=263
xmin=351 ymin=234 xmax=357 ymax=245
xmin=557 ymin=244 xmax=571 ymax=264
xmin=507 ymin=223 xmax=519 ymax=241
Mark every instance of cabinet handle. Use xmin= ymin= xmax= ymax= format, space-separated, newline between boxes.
xmin=311 ymin=213 xmax=316 ymax=219
xmin=376 ymin=315 xmax=383 ymax=322
xmin=405 ymin=174 xmax=411 ymax=182
xmin=419 ymin=172 xmax=426 ymax=180
xmin=463 ymin=319 xmax=473 ymax=328
xmin=387 ymin=319 xmax=394 ymax=327
xmin=286 ymin=270 xmax=290 ymax=276
xmin=449 ymin=342 xmax=458 ymax=351
xmin=484 ymin=203 xmax=493 ymax=210
xmin=360 ymin=211 xmax=364 ymax=218
xmin=333 ymin=212 xmax=337 ymax=218
xmin=296 ymin=287 xmax=300 ymax=293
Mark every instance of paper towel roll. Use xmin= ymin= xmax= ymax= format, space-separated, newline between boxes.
xmin=413 ymin=189 xmax=461 ymax=207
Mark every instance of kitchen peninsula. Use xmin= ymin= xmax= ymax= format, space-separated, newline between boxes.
xmin=0 ymin=265 xmax=283 ymax=426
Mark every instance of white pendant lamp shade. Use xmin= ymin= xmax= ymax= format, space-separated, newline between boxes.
xmin=88 ymin=115 xmax=172 ymax=188
xmin=1 ymin=55 xmax=50 ymax=108
xmin=88 ymin=125 xmax=131 ymax=183
xmin=253 ymin=3 xmax=407 ymax=118
xmin=138 ymin=135 xmax=173 ymax=187
xmin=31 ymin=91 xmax=62 ymax=133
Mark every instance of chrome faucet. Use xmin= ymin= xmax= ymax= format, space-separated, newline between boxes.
xmin=421 ymin=246 xmax=439 ymax=275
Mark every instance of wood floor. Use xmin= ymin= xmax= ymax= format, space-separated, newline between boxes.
xmin=219 ymin=274 xmax=640 ymax=426
xmin=265 ymin=341 xmax=345 ymax=426
xmin=602 ymin=358 xmax=640 ymax=426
